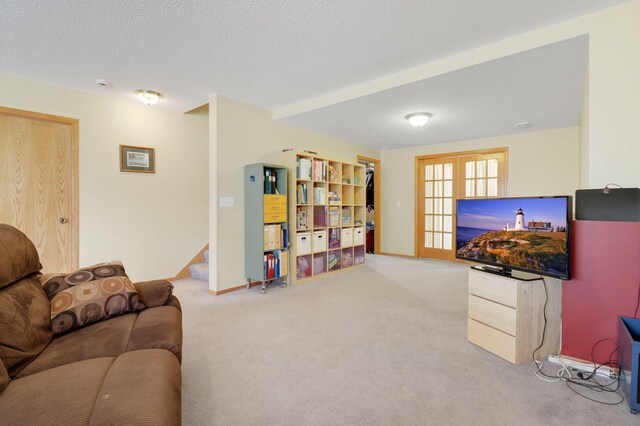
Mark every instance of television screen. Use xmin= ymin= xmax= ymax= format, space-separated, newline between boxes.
xmin=456 ymin=196 xmax=571 ymax=280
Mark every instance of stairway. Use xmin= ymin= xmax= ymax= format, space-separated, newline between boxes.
xmin=189 ymin=249 xmax=209 ymax=281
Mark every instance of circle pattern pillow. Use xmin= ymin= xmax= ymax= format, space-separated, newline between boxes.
xmin=42 ymin=263 xmax=145 ymax=335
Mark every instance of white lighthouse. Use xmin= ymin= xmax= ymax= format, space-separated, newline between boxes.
xmin=514 ymin=208 xmax=525 ymax=231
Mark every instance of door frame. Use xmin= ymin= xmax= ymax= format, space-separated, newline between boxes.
xmin=357 ymin=155 xmax=381 ymax=254
xmin=414 ymin=147 xmax=509 ymax=259
xmin=0 ymin=105 xmax=80 ymax=270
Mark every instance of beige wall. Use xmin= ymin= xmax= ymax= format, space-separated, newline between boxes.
xmin=380 ymin=127 xmax=580 ymax=256
xmin=210 ymin=95 xmax=379 ymax=292
xmin=0 ymin=73 xmax=209 ymax=281
xmin=579 ymin=65 xmax=589 ymax=188
xmin=584 ymin=2 xmax=640 ymax=188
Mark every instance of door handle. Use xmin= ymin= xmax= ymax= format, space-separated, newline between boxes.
xmin=59 ymin=217 xmax=69 ymax=224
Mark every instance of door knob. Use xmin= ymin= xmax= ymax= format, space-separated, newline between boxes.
xmin=59 ymin=217 xmax=69 ymax=224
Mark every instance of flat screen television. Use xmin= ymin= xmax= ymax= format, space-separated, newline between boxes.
xmin=456 ymin=196 xmax=572 ymax=280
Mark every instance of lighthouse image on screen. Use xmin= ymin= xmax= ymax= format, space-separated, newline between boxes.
xmin=456 ymin=197 xmax=569 ymax=277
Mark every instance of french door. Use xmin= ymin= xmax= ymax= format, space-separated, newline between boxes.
xmin=416 ymin=149 xmax=507 ymax=261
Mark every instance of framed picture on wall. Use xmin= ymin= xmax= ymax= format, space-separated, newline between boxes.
xmin=120 ymin=145 xmax=155 ymax=173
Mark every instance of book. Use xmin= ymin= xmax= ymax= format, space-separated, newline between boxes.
xmin=328 ymin=228 xmax=340 ymax=249
xmin=281 ymin=251 xmax=288 ymax=276
xmin=297 ymin=183 xmax=308 ymax=204
xmin=328 ymin=207 xmax=340 ymax=226
xmin=297 ymin=209 xmax=308 ymax=229
xmin=314 ymin=187 xmax=326 ymax=204
xmin=297 ymin=158 xmax=312 ymax=180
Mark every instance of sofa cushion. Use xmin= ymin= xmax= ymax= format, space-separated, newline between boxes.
xmin=0 ymin=360 xmax=8 ymax=392
xmin=17 ymin=304 xmax=183 ymax=378
xmin=50 ymin=275 xmax=145 ymax=335
xmin=40 ymin=261 xmax=128 ymax=300
xmin=89 ymin=349 xmax=181 ymax=426
xmin=0 ymin=356 xmax=115 ymax=426
xmin=16 ymin=313 xmax=137 ymax=378
xmin=0 ymin=224 xmax=42 ymax=290
xmin=0 ymin=276 xmax=53 ymax=377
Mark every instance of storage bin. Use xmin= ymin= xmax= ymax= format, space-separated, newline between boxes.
xmin=341 ymin=228 xmax=353 ymax=248
xmin=353 ymin=226 xmax=364 ymax=246
xmin=619 ymin=316 xmax=640 ymax=414
xmin=313 ymin=230 xmax=327 ymax=252
xmin=296 ymin=232 xmax=312 ymax=255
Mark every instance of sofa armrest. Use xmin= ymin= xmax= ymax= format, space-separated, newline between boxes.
xmin=133 ymin=280 xmax=174 ymax=308
xmin=0 ymin=361 xmax=9 ymax=392
xmin=165 ymin=295 xmax=182 ymax=312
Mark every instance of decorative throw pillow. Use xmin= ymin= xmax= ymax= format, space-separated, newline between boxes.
xmin=40 ymin=261 xmax=128 ymax=300
xmin=49 ymin=275 xmax=145 ymax=335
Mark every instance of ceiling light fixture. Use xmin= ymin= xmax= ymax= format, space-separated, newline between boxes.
xmin=405 ymin=112 xmax=433 ymax=127
xmin=136 ymin=90 xmax=162 ymax=106
xmin=515 ymin=121 xmax=531 ymax=128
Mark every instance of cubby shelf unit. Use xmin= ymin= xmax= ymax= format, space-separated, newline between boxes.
xmin=290 ymin=153 xmax=366 ymax=282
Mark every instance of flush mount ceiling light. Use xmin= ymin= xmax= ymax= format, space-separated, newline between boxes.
xmin=136 ymin=90 xmax=162 ymax=106
xmin=405 ymin=112 xmax=433 ymax=127
xmin=515 ymin=121 xmax=531 ymax=128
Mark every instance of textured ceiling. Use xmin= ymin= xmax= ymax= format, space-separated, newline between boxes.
xmin=0 ymin=1 xmax=626 ymax=113
xmin=282 ymin=37 xmax=589 ymax=149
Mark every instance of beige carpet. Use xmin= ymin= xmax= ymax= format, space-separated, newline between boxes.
xmin=173 ymin=255 xmax=632 ymax=425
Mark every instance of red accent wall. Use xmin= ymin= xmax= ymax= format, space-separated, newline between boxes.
xmin=562 ymin=220 xmax=640 ymax=363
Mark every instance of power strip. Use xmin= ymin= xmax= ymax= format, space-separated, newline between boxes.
xmin=548 ymin=355 xmax=617 ymax=379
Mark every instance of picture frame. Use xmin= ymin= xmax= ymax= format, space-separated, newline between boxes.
xmin=120 ymin=145 xmax=155 ymax=173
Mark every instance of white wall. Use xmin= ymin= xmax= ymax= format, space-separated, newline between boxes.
xmin=0 ymin=73 xmax=209 ymax=281
xmin=381 ymin=127 xmax=580 ymax=256
xmin=210 ymin=95 xmax=379 ymax=292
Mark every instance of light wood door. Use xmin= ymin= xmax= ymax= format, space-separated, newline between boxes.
xmin=0 ymin=107 xmax=78 ymax=273
xmin=417 ymin=156 xmax=458 ymax=260
xmin=416 ymin=149 xmax=507 ymax=261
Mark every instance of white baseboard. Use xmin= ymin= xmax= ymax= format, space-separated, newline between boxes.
xmin=548 ymin=354 xmax=617 ymax=379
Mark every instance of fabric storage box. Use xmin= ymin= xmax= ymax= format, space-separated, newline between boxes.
xmin=313 ymin=230 xmax=327 ymax=252
xmin=341 ymin=228 xmax=353 ymax=248
xmin=296 ymin=232 xmax=312 ymax=255
xmin=619 ymin=316 xmax=640 ymax=414
xmin=353 ymin=226 xmax=364 ymax=246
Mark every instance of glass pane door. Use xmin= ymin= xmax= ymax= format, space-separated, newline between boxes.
xmin=418 ymin=157 xmax=457 ymax=260
xmin=417 ymin=149 xmax=507 ymax=261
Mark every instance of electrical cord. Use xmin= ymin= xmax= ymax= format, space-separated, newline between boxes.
xmin=532 ymin=278 xmax=570 ymax=381
xmin=532 ymin=279 xmax=625 ymax=405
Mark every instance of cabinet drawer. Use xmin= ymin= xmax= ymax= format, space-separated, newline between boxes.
xmin=264 ymin=194 xmax=287 ymax=206
xmin=468 ymin=270 xmax=518 ymax=308
xmin=264 ymin=203 xmax=287 ymax=213
xmin=264 ymin=212 xmax=287 ymax=223
xmin=468 ymin=318 xmax=516 ymax=364
xmin=468 ymin=295 xmax=516 ymax=336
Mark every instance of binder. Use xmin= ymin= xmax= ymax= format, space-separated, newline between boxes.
xmin=265 ymin=169 xmax=271 ymax=194
xmin=263 ymin=225 xmax=270 ymax=250
xmin=267 ymin=253 xmax=274 ymax=279
xmin=276 ymin=225 xmax=281 ymax=248
xmin=263 ymin=254 xmax=268 ymax=279
xmin=281 ymin=251 xmax=288 ymax=276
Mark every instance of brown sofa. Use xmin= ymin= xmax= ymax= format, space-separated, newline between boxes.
xmin=0 ymin=224 xmax=183 ymax=425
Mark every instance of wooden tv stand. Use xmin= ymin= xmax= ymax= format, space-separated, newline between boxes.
xmin=467 ymin=268 xmax=561 ymax=364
